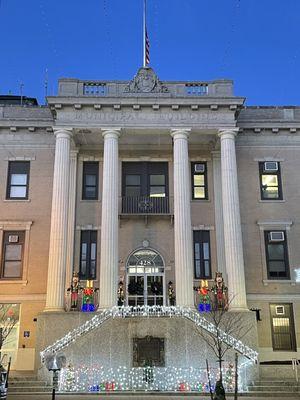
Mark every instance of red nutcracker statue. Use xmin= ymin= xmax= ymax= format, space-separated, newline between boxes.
xmin=211 ymin=272 xmax=228 ymax=310
xmin=67 ymin=272 xmax=81 ymax=310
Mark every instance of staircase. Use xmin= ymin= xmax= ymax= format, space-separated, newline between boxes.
xmin=247 ymin=379 xmax=300 ymax=397
xmin=7 ymin=375 xmax=51 ymax=397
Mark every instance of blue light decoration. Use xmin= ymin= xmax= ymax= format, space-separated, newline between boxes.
xmin=81 ymin=280 xmax=96 ymax=312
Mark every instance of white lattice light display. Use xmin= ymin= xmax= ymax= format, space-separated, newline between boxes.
xmin=41 ymin=306 xmax=258 ymax=362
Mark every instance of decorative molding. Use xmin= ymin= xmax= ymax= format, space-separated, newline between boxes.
xmin=253 ymin=157 xmax=284 ymax=162
xmin=262 ymin=279 xmax=297 ymax=286
xmin=124 ymin=67 xmax=169 ymax=94
xmin=247 ymin=293 xmax=300 ymax=301
xmin=76 ymin=225 xmax=101 ymax=231
xmin=0 ymin=221 xmax=33 ymax=230
xmin=192 ymin=225 xmax=215 ymax=231
xmin=4 ymin=156 xmax=36 ymax=161
xmin=257 ymin=220 xmax=293 ymax=230
xmin=0 ymin=293 xmax=46 ymax=302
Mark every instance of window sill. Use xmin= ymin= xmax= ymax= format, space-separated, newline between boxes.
xmin=263 ymin=279 xmax=297 ymax=286
xmin=3 ymin=199 xmax=31 ymax=202
xmin=0 ymin=279 xmax=28 ymax=285
xmin=191 ymin=199 xmax=211 ymax=203
xmin=259 ymin=200 xmax=285 ymax=203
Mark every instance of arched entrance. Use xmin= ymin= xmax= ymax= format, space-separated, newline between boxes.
xmin=126 ymin=248 xmax=165 ymax=306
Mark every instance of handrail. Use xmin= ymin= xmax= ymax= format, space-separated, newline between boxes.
xmin=40 ymin=305 xmax=258 ymax=363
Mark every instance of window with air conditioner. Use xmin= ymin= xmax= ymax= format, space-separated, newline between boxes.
xmin=259 ymin=161 xmax=282 ymax=200
xmin=264 ymin=230 xmax=290 ymax=279
xmin=191 ymin=162 xmax=208 ymax=200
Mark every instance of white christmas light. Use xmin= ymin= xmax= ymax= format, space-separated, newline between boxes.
xmin=40 ymin=306 xmax=258 ymax=362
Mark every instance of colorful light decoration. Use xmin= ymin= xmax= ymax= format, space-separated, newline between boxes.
xmin=58 ymin=365 xmax=243 ymax=393
xmin=40 ymin=306 xmax=258 ymax=363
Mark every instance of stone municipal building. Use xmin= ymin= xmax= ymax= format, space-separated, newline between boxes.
xmin=0 ymin=67 xmax=299 ymax=382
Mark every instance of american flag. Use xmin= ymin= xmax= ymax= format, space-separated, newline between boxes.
xmin=145 ymin=27 xmax=150 ymax=65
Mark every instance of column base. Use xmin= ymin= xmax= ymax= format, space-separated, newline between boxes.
xmin=43 ymin=306 xmax=65 ymax=313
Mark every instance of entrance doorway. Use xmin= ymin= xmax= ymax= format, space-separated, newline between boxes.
xmin=126 ymin=248 xmax=165 ymax=306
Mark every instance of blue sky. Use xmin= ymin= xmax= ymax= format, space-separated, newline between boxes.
xmin=0 ymin=0 xmax=299 ymax=105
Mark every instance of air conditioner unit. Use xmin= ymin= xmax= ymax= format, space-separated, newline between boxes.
xmin=264 ymin=161 xmax=278 ymax=172
xmin=194 ymin=163 xmax=205 ymax=173
xmin=269 ymin=231 xmax=284 ymax=242
xmin=275 ymin=305 xmax=285 ymax=315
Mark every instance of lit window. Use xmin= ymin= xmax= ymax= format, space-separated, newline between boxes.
xmin=259 ymin=161 xmax=282 ymax=200
xmin=6 ymin=161 xmax=30 ymax=199
xmin=191 ymin=162 xmax=208 ymax=200
xmin=270 ymin=304 xmax=296 ymax=351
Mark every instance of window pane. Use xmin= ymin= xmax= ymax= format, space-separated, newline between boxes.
xmin=91 ymin=243 xmax=96 ymax=261
xmin=81 ymin=243 xmax=87 ymax=260
xmin=126 ymin=175 xmax=140 ymax=185
xmin=5 ymin=245 xmax=22 ymax=261
xmin=262 ymin=175 xmax=278 ymax=186
xmin=194 ymin=187 xmax=205 ymax=199
xmin=203 ymin=243 xmax=210 ymax=259
xmin=85 ymin=186 xmax=96 ymax=198
xmin=10 ymin=186 xmax=26 ymax=198
xmin=150 ymin=175 xmax=165 ymax=185
xmin=195 ymin=260 xmax=201 ymax=278
xmin=194 ymin=175 xmax=204 ymax=186
xmin=269 ymin=261 xmax=286 ymax=272
xmin=204 ymin=261 xmax=210 ymax=277
xmin=11 ymin=174 xmax=27 ymax=185
xmin=126 ymin=187 xmax=140 ymax=197
xmin=194 ymin=243 xmax=200 ymax=259
xmin=3 ymin=261 xmax=22 ymax=278
xmin=262 ymin=187 xmax=279 ymax=199
xmin=267 ymin=244 xmax=284 ymax=260
xmin=150 ymin=186 xmax=165 ymax=197
xmin=86 ymin=174 xmax=96 ymax=186
xmin=80 ymin=261 xmax=86 ymax=276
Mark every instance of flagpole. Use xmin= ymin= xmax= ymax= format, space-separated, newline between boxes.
xmin=143 ymin=0 xmax=146 ymax=67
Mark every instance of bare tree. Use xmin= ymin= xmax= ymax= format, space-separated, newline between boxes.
xmin=0 ymin=304 xmax=18 ymax=365
xmin=198 ymin=297 xmax=252 ymax=400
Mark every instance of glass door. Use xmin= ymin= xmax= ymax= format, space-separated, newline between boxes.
xmin=146 ymin=276 xmax=163 ymax=306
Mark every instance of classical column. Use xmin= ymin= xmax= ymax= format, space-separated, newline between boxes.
xmin=45 ymin=128 xmax=73 ymax=311
xmin=212 ymin=151 xmax=226 ymax=277
xmin=218 ymin=128 xmax=248 ymax=310
xmin=171 ymin=129 xmax=194 ymax=307
xmin=65 ymin=150 xmax=78 ymax=291
xmin=99 ymin=128 xmax=121 ymax=309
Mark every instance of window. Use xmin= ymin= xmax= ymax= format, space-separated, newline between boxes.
xmin=82 ymin=162 xmax=99 ymax=200
xmin=79 ymin=231 xmax=97 ymax=280
xmin=259 ymin=161 xmax=282 ymax=200
xmin=270 ymin=304 xmax=297 ymax=351
xmin=193 ymin=231 xmax=211 ymax=279
xmin=191 ymin=162 xmax=208 ymax=200
xmin=6 ymin=161 xmax=30 ymax=199
xmin=0 ymin=304 xmax=20 ymax=365
xmin=185 ymin=84 xmax=208 ymax=96
xmin=1 ymin=232 xmax=25 ymax=279
xmin=264 ymin=231 xmax=289 ymax=279
xmin=122 ymin=162 xmax=169 ymax=213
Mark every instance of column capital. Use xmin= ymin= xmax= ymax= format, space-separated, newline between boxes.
xmin=218 ymin=127 xmax=239 ymax=139
xmin=170 ymin=128 xmax=191 ymax=140
xmin=101 ymin=128 xmax=121 ymax=139
xmin=53 ymin=127 xmax=73 ymax=139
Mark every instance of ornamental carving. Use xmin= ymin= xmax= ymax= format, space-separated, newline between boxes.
xmin=125 ymin=67 xmax=169 ymax=94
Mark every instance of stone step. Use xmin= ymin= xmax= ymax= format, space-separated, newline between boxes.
xmin=9 ymin=381 xmax=48 ymax=387
xmin=248 ymin=385 xmax=299 ymax=392
xmin=250 ymin=380 xmax=299 ymax=386
xmin=8 ymin=386 xmax=51 ymax=393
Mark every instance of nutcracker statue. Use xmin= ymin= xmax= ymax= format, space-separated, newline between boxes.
xmin=211 ymin=272 xmax=228 ymax=311
xmin=197 ymin=280 xmax=211 ymax=312
xmin=117 ymin=281 xmax=125 ymax=306
xmin=81 ymin=280 xmax=98 ymax=312
xmin=168 ymin=281 xmax=175 ymax=306
xmin=67 ymin=272 xmax=81 ymax=310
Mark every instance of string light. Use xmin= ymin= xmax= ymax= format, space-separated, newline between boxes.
xmin=40 ymin=306 xmax=258 ymax=363
xmin=59 ymin=364 xmax=245 ymax=393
